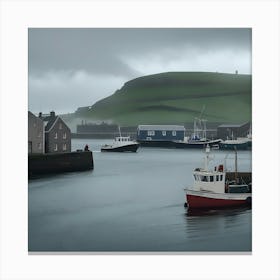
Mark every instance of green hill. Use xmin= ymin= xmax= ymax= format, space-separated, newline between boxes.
xmin=75 ymin=72 xmax=251 ymax=126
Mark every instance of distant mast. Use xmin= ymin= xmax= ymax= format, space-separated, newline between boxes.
xmin=118 ymin=125 xmax=122 ymax=137
xmin=204 ymin=145 xmax=211 ymax=171
xmin=234 ymin=146 xmax=238 ymax=182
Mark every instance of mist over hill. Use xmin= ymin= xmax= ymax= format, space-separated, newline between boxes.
xmin=69 ymin=72 xmax=251 ymax=127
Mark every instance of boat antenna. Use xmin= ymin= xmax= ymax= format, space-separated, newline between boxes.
xmin=118 ymin=125 xmax=122 ymax=137
xmin=224 ymin=152 xmax=230 ymax=171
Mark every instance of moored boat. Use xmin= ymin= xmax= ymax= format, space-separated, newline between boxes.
xmin=173 ymin=137 xmax=222 ymax=149
xmin=173 ymin=117 xmax=222 ymax=149
xmin=101 ymin=127 xmax=139 ymax=152
xmin=101 ymin=136 xmax=140 ymax=152
xmin=184 ymin=145 xmax=252 ymax=209
xmin=219 ymin=128 xmax=252 ymax=150
xmin=219 ymin=138 xmax=250 ymax=150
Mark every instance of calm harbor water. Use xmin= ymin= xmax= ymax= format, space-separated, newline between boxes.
xmin=28 ymin=139 xmax=252 ymax=252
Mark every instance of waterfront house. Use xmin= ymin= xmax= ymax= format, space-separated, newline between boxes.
xmin=137 ymin=125 xmax=185 ymax=141
xmin=39 ymin=111 xmax=71 ymax=153
xmin=28 ymin=111 xmax=45 ymax=154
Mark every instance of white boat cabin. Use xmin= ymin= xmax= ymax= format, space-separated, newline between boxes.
xmin=111 ymin=136 xmax=137 ymax=147
xmin=191 ymin=145 xmax=226 ymax=194
xmin=115 ymin=136 xmax=131 ymax=142
xmin=192 ymin=167 xmax=226 ymax=194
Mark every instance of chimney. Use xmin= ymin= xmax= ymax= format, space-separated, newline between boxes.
xmin=39 ymin=112 xmax=42 ymax=118
xmin=50 ymin=111 xmax=55 ymax=118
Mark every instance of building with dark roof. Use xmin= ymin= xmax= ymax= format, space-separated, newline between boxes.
xmin=217 ymin=122 xmax=251 ymax=140
xmin=28 ymin=111 xmax=44 ymax=154
xmin=39 ymin=111 xmax=71 ymax=153
xmin=137 ymin=125 xmax=185 ymax=141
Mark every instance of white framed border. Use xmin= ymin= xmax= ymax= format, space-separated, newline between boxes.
xmin=0 ymin=0 xmax=279 ymax=279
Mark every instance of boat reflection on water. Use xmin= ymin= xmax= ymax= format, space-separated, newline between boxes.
xmin=183 ymin=204 xmax=252 ymax=251
xmin=185 ymin=205 xmax=252 ymax=217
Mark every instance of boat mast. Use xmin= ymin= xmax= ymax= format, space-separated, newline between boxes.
xmin=224 ymin=153 xmax=229 ymax=171
xmin=234 ymin=146 xmax=238 ymax=182
xmin=204 ymin=145 xmax=210 ymax=171
xmin=193 ymin=118 xmax=196 ymax=138
xmin=118 ymin=125 xmax=122 ymax=138
xmin=194 ymin=105 xmax=206 ymax=140
xmin=202 ymin=119 xmax=207 ymax=139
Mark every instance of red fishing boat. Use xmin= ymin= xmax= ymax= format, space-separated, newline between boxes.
xmin=184 ymin=146 xmax=252 ymax=209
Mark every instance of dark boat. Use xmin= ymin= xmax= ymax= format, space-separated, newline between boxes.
xmin=101 ymin=136 xmax=140 ymax=152
xmin=173 ymin=117 xmax=222 ymax=149
xmin=219 ymin=139 xmax=250 ymax=150
xmin=173 ymin=138 xmax=222 ymax=149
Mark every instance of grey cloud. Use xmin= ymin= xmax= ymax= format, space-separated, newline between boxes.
xmin=29 ymin=28 xmax=251 ymax=77
xmin=28 ymin=28 xmax=251 ymax=114
xmin=28 ymin=71 xmax=126 ymax=114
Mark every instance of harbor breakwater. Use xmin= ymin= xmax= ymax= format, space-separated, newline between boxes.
xmin=28 ymin=151 xmax=94 ymax=178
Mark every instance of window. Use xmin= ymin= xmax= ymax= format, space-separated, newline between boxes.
xmin=63 ymin=144 xmax=67 ymax=151
xmin=216 ymin=175 xmax=219 ymax=181
xmin=63 ymin=132 xmax=67 ymax=139
xmin=220 ymin=175 xmax=223 ymax=181
xmin=162 ymin=130 xmax=166 ymax=136
xmin=54 ymin=144 xmax=58 ymax=151
xmin=37 ymin=142 xmax=42 ymax=150
xmin=54 ymin=132 xmax=58 ymax=139
xmin=172 ymin=131 xmax=176 ymax=136
xmin=210 ymin=176 xmax=214 ymax=182
xmin=147 ymin=130 xmax=155 ymax=136
xmin=201 ymin=176 xmax=207 ymax=182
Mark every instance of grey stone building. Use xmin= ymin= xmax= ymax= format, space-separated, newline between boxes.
xmin=28 ymin=111 xmax=44 ymax=154
xmin=39 ymin=111 xmax=71 ymax=153
xmin=217 ymin=122 xmax=251 ymax=140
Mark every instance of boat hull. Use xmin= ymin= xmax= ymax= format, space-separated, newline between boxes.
xmin=101 ymin=143 xmax=140 ymax=152
xmin=137 ymin=140 xmax=175 ymax=148
xmin=173 ymin=139 xmax=221 ymax=149
xmin=138 ymin=139 xmax=221 ymax=149
xmin=185 ymin=190 xmax=251 ymax=209
xmin=219 ymin=141 xmax=249 ymax=150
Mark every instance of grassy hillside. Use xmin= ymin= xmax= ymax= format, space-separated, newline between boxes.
xmin=75 ymin=72 xmax=252 ymax=126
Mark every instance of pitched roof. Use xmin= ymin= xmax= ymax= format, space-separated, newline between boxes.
xmin=218 ymin=122 xmax=249 ymax=128
xmin=41 ymin=115 xmax=59 ymax=132
xmin=28 ymin=111 xmax=44 ymax=124
xmin=46 ymin=118 xmax=58 ymax=131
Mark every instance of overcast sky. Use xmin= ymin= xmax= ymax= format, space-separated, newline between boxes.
xmin=28 ymin=28 xmax=251 ymax=114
